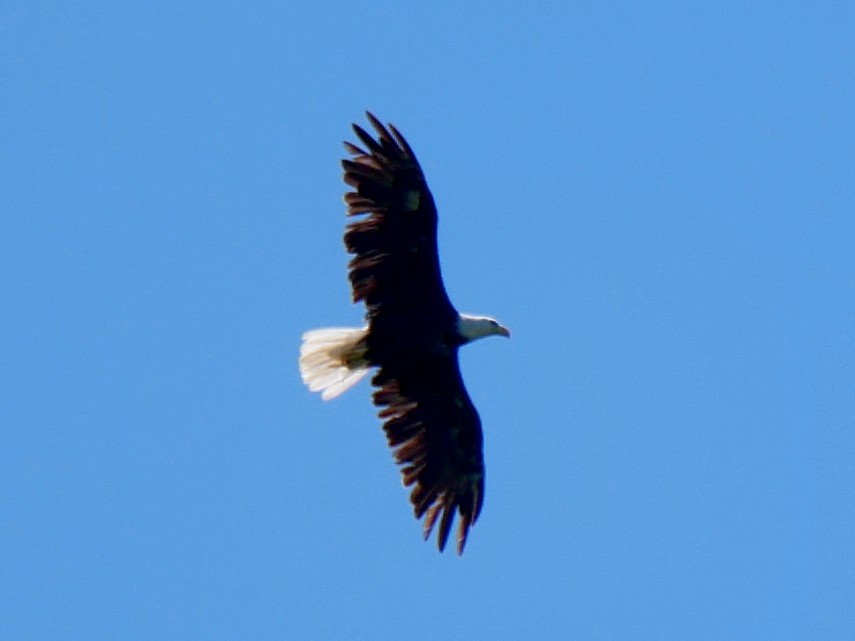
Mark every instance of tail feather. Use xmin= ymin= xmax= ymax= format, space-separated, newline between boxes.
xmin=299 ymin=327 xmax=370 ymax=400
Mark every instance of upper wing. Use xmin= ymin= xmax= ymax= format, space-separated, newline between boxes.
xmin=342 ymin=113 xmax=456 ymax=320
xmin=372 ymin=354 xmax=485 ymax=554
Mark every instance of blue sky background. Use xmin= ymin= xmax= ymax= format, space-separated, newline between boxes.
xmin=2 ymin=2 xmax=853 ymax=639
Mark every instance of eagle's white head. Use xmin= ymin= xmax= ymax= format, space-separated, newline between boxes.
xmin=456 ymin=313 xmax=511 ymax=344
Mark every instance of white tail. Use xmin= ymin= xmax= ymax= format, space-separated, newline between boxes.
xmin=299 ymin=327 xmax=371 ymax=400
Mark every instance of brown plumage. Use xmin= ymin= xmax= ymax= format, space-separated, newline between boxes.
xmin=300 ymin=113 xmax=509 ymax=554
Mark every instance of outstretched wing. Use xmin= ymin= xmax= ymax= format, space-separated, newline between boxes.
xmin=342 ymin=112 xmax=456 ymax=320
xmin=373 ymin=354 xmax=485 ymax=554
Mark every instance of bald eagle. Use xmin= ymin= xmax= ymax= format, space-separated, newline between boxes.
xmin=299 ymin=113 xmax=509 ymax=554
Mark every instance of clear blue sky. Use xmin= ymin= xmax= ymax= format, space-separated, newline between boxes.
xmin=2 ymin=2 xmax=853 ymax=639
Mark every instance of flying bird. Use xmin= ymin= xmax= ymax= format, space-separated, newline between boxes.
xmin=299 ymin=113 xmax=509 ymax=554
